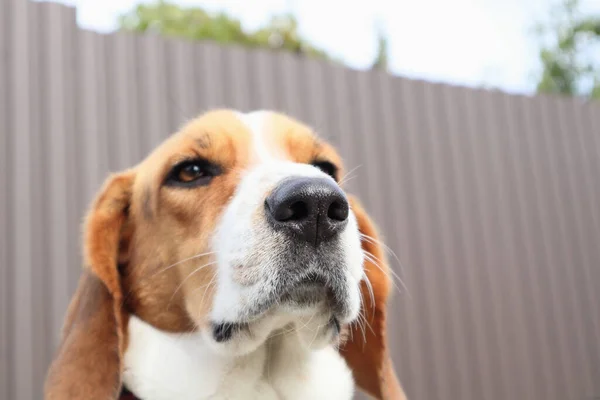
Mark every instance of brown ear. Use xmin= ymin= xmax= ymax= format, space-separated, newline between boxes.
xmin=340 ymin=195 xmax=408 ymax=400
xmin=45 ymin=171 xmax=135 ymax=400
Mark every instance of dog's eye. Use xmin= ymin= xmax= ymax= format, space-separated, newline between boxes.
xmin=311 ymin=161 xmax=338 ymax=180
xmin=165 ymin=159 xmax=219 ymax=187
xmin=178 ymin=164 xmax=205 ymax=182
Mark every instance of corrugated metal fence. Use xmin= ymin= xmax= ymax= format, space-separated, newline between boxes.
xmin=1 ymin=0 xmax=600 ymax=399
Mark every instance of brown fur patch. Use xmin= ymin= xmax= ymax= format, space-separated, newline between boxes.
xmin=119 ymin=110 xmax=254 ymax=332
xmin=195 ymin=133 xmax=211 ymax=149
xmin=45 ymin=272 xmax=123 ymax=399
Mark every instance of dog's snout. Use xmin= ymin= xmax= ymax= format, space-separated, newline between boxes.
xmin=265 ymin=176 xmax=349 ymax=245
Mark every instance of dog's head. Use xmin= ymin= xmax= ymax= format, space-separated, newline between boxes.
xmin=44 ymin=110 xmax=405 ymax=399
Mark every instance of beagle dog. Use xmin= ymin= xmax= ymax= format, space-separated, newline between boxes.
xmin=44 ymin=110 xmax=407 ymax=400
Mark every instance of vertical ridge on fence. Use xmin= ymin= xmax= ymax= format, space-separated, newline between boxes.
xmin=2 ymin=1 xmax=600 ymax=399
xmin=10 ymin=1 xmax=34 ymax=398
xmin=497 ymin=92 xmax=538 ymax=398
xmin=393 ymin=78 xmax=429 ymax=400
xmin=552 ymin=96 xmax=592 ymax=399
xmin=456 ymin=85 xmax=499 ymax=400
xmin=40 ymin=3 xmax=75 ymax=376
xmin=198 ymin=42 xmax=226 ymax=110
xmin=423 ymin=82 xmax=467 ymax=400
xmin=509 ymin=94 xmax=554 ymax=399
xmin=565 ymin=98 xmax=600 ymax=398
xmin=167 ymin=40 xmax=198 ymax=128
xmin=28 ymin=4 xmax=48 ymax=397
xmin=0 ymin=0 xmax=10 ymax=397
xmin=436 ymin=83 xmax=475 ymax=400
xmin=247 ymin=49 xmax=278 ymax=112
xmin=584 ymin=105 xmax=600 ymax=398
xmin=538 ymin=94 xmax=577 ymax=400
xmin=378 ymin=73 xmax=412 ymax=396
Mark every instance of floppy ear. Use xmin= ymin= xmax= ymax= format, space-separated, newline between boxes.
xmin=340 ymin=195 xmax=408 ymax=400
xmin=45 ymin=171 xmax=135 ymax=400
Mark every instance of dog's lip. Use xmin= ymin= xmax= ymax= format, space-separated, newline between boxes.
xmin=276 ymin=272 xmax=338 ymax=309
xmin=292 ymin=272 xmax=329 ymax=288
xmin=279 ymin=272 xmax=331 ymax=297
xmin=234 ymin=270 xmax=351 ymax=321
xmin=211 ymin=321 xmax=249 ymax=342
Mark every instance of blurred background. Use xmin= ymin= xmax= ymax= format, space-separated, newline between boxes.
xmin=1 ymin=0 xmax=600 ymax=398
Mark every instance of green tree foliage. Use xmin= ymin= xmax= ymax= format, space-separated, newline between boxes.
xmin=371 ymin=26 xmax=389 ymax=72
xmin=118 ymin=1 xmax=333 ymax=61
xmin=535 ymin=0 xmax=600 ymax=99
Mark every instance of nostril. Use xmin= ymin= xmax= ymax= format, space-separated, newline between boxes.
xmin=288 ymin=201 xmax=309 ymax=221
xmin=266 ymin=198 xmax=310 ymax=222
xmin=327 ymin=200 xmax=349 ymax=222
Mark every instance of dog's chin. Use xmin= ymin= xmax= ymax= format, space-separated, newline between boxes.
xmin=278 ymin=284 xmax=328 ymax=314
xmin=204 ymin=310 xmax=342 ymax=357
xmin=203 ymin=278 xmax=360 ymax=357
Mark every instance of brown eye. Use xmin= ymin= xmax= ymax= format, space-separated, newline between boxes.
xmin=179 ymin=164 xmax=204 ymax=182
xmin=165 ymin=159 xmax=220 ymax=188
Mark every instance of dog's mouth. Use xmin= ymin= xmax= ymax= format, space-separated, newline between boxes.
xmin=208 ymin=260 xmax=357 ymax=345
xmin=212 ymin=321 xmax=250 ymax=343
xmin=210 ymin=272 xmax=346 ymax=342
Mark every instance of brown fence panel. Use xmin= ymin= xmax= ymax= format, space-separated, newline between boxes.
xmin=1 ymin=0 xmax=600 ymax=399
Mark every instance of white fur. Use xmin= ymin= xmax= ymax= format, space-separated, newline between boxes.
xmin=123 ymin=110 xmax=363 ymax=399
xmin=123 ymin=315 xmax=354 ymax=400
xmin=236 ymin=110 xmax=278 ymax=162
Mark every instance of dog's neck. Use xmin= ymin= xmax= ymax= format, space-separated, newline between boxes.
xmin=122 ymin=315 xmax=354 ymax=400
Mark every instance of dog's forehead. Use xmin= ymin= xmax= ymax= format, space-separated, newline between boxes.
xmin=148 ymin=109 xmax=320 ymax=164
xmin=234 ymin=110 xmax=319 ymax=163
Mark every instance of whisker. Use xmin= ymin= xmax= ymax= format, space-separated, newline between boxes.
xmin=270 ymin=310 xmax=321 ymax=342
xmin=188 ymin=280 xmax=218 ymax=295
xmin=360 ymin=233 xmax=409 ymax=289
xmin=362 ymin=248 xmax=409 ymax=296
xmin=358 ymin=298 xmax=376 ymax=337
xmin=300 ymin=311 xmax=319 ymax=332
xmin=357 ymin=292 xmax=368 ymax=344
xmin=351 ymin=293 xmax=368 ymax=346
xmin=308 ymin=321 xmax=328 ymax=349
xmin=364 ymin=315 xmax=375 ymax=336
xmin=363 ymin=252 xmax=403 ymax=296
xmin=363 ymin=253 xmax=404 ymax=298
xmin=266 ymin=336 xmax=272 ymax=380
xmin=199 ymin=274 xmax=218 ymax=309
xmin=268 ymin=326 xmax=296 ymax=340
xmin=269 ymin=321 xmax=302 ymax=341
xmin=168 ymin=261 xmax=217 ymax=306
xmin=339 ymin=173 xmax=358 ymax=186
xmin=155 ymin=251 xmax=216 ymax=278
xmin=122 ymin=251 xmax=215 ymax=306
xmin=360 ymin=233 xmax=404 ymax=269
xmin=355 ymin=309 xmax=367 ymax=345
xmin=170 ymin=251 xmax=216 ymax=269
xmin=362 ymin=271 xmax=376 ymax=319
xmin=339 ymin=164 xmax=362 ymax=186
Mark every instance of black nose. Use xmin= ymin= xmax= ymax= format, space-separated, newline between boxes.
xmin=265 ymin=177 xmax=349 ymax=245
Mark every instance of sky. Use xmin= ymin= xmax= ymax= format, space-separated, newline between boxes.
xmin=52 ymin=0 xmax=600 ymax=94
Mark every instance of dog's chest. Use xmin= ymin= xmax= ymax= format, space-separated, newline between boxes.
xmin=122 ymin=316 xmax=354 ymax=400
